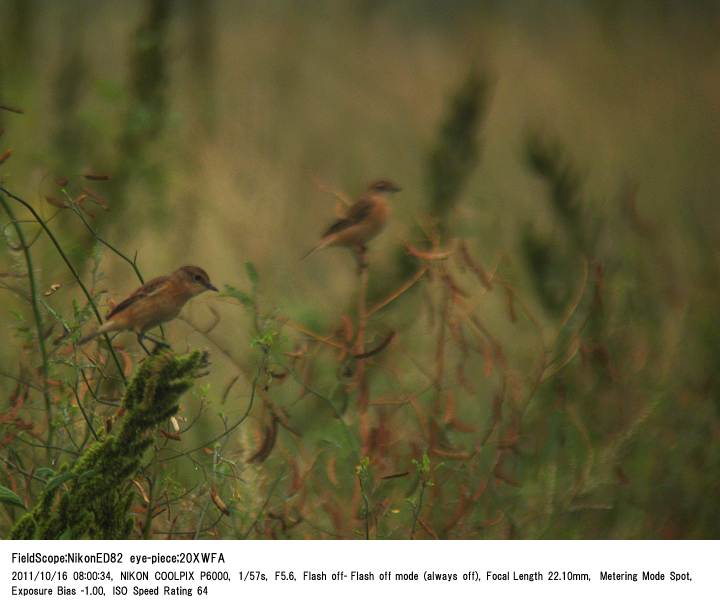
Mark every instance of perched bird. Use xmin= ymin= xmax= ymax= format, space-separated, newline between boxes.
xmin=302 ymin=178 xmax=401 ymax=261
xmin=79 ymin=265 xmax=218 ymax=350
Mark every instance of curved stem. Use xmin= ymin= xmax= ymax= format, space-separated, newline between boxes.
xmin=0 ymin=193 xmax=53 ymax=460
xmin=68 ymin=202 xmax=165 ymax=340
xmin=0 ymin=186 xmax=126 ymax=383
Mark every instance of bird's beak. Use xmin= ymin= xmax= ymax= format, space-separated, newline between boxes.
xmin=206 ymin=283 xmax=219 ymax=292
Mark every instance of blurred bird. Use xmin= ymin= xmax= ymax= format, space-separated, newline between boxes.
xmin=302 ymin=178 xmax=401 ymax=260
xmin=79 ymin=265 xmax=218 ymax=350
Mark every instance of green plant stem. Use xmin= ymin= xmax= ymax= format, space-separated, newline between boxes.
xmin=0 ymin=455 xmax=48 ymax=485
xmin=159 ymin=350 xmax=266 ymax=463
xmin=360 ymin=480 xmax=370 ymax=540
xmin=142 ymin=472 xmax=156 ymax=539
xmin=68 ymin=202 xmax=145 ymax=284
xmin=241 ymin=469 xmax=284 ymax=539
xmin=0 ymin=192 xmax=53 ymax=460
xmin=194 ymin=491 xmax=213 ymax=540
xmin=67 ymin=202 xmax=165 ymax=340
xmin=410 ymin=478 xmax=427 ymax=539
xmin=69 ymin=385 xmax=98 ymax=442
xmin=0 ymin=185 xmax=126 ymax=383
xmin=194 ymin=415 xmax=231 ymax=539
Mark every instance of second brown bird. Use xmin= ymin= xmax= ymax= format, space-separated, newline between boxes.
xmin=302 ymin=178 xmax=401 ymax=260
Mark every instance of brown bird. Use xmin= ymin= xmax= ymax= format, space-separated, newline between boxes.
xmin=302 ymin=178 xmax=401 ymax=261
xmin=79 ymin=265 xmax=218 ymax=350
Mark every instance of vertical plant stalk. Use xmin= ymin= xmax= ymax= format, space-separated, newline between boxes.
xmin=410 ymin=453 xmax=431 ymax=539
xmin=410 ymin=477 xmax=428 ymax=539
xmin=141 ymin=471 xmax=156 ymax=539
xmin=434 ymin=284 xmax=450 ymax=415
xmin=240 ymin=470 xmax=284 ymax=540
xmin=0 ymin=186 xmax=126 ymax=383
xmin=356 ymin=458 xmax=372 ymax=540
xmin=354 ymin=251 xmax=371 ymax=454
xmin=354 ymin=253 xmax=370 ymax=408
xmin=0 ymin=193 xmax=53 ymax=459
xmin=361 ymin=484 xmax=370 ymax=540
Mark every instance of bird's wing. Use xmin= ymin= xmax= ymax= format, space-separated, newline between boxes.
xmin=321 ymin=197 xmax=374 ymax=237
xmin=106 ymin=275 xmax=170 ymax=320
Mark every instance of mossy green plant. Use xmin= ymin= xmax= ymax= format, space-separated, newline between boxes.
xmin=10 ymin=349 xmax=209 ymax=540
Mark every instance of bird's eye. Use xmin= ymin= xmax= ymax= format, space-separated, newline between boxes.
xmin=194 ymin=275 xmax=203 ymax=282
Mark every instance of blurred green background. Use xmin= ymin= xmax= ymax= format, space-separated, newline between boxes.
xmin=1 ymin=0 xmax=719 ymax=539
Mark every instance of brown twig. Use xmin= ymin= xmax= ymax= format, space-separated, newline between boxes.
xmin=354 ymin=248 xmax=370 ymax=408
xmin=367 ymin=267 xmax=428 ymax=317
xmin=284 ymin=319 xmax=345 ymax=350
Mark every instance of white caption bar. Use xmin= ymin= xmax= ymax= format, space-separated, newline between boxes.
xmin=1 ymin=540 xmax=717 ymax=609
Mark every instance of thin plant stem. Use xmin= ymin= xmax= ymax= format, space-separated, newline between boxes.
xmin=194 ymin=414 xmax=231 ymax=539
xmin=410 ymin=478 xmax=427 ymax=539
xmin=67 ymin=201 xmax=166 ymax=340
xmin=68 ymin=203 xmax=145 ymax=283
xmin=69 ymin=384 xmax=99 ymax=441
xmin=367 ymin=266 xmax=427 ymax=317
xmin=355 ymin=253 xmax=369 ymax=351
xmin=159 ymin=351 xmax=266 ymax=463
xmin=434 ymin=274 xmax=450 ymax=414
xmin=241 ymin=469 xmax=284 ymax=539
xmin=0 ymin=193 xmax=53 ymax=460
xmin=142 ymin=469 xmax=156 ymax=539
xmin=360 ymin=478 xmax=370 ymax=540
xmin=355 ymin=249 xmax=370 ymax=409
xmin=0 ymin=185 xmax=126 ymax=383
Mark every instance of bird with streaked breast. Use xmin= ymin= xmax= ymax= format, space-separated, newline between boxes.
xmin=302 ymin=178 xmax=401 ymax=260
xmin=79 ymin=265 xmax=218 ymax=347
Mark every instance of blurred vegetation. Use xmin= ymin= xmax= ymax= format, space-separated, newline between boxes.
xmin=1 ymin=0 xmax=719 ymax=539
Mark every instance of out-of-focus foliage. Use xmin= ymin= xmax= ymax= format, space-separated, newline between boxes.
xmin=426 ymin=71 xmax=490 ymax=237
xmin=1 ymin=0 xmax=718 ymax=539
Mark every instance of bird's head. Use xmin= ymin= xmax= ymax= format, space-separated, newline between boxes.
xmin=367 ymin=179 xmax=402 ymax=195
xmin=175 ymin=265 xmax=219 ymax=296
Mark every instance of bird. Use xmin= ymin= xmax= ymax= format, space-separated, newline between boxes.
xmin=79 ymin=265 xmax=218 ymax=351
xmin=301 ymin=178 xmax=401 ymax=262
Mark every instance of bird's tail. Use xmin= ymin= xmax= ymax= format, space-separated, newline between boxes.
xmin=78 ymin=320 xmax=116 ymax=345
xmin=300 ymin=235 xmax=336 ymax=260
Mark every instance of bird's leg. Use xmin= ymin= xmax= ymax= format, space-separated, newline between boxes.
xmin=137 ymin=332 xmax=170 ymax=353
xmin=136 ymin=333 xmax=152 ymax=356
xmin=144 ymin=332 xmax=170 ymax=349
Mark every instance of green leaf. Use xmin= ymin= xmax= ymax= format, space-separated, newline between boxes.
xmin=245 ymin=261 xmax=259 ymax=286
xmin=222 ymin=284 xmax=253 ymax=307
xmin=0 ymin=484 xmax=25 ymax=509
xmin=422 ymin=452 xmax=431 ymax=473
xmin=45 ymin=471 xmax=77 ymax=493
xmin=251 ymin=329 xmax=278 ymax=349
xmin=35 ymin=467 xmax=56 ymax=480
xmin=412 ymin=451 xmax=431 ymax=476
